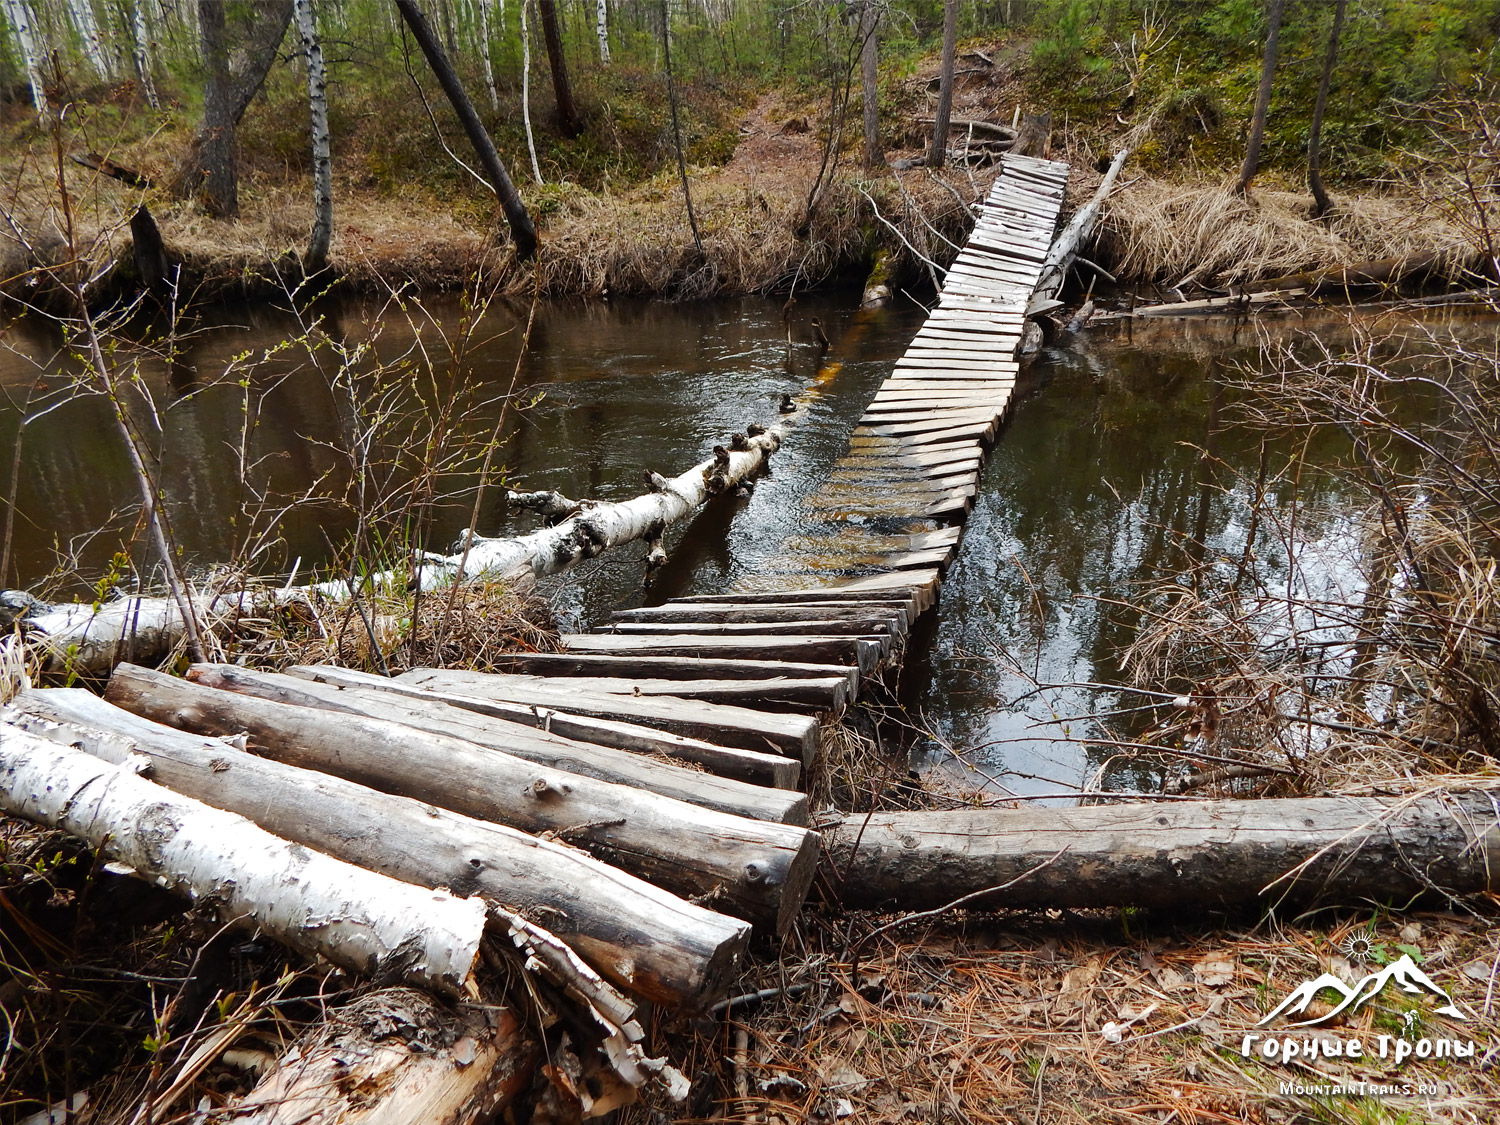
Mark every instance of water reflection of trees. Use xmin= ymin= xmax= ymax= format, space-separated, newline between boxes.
xmin=913 ymin=311 xmax=1491 ymax=799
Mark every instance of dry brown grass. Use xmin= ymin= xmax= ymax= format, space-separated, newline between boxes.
xmin=627 ymin=910 xmax=1500 ymax=1125
xmin=1098 ymin=177 xmax=1480 ymax=288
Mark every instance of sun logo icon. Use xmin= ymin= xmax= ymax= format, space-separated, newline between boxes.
xmin=1339 ymin=928 xmax=1379 ymax=964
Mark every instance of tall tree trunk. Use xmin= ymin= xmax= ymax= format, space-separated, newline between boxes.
xmin=478 ymin=0 xmax=500 ymax=110
xmin=596 ymin=0 xmax=610 ymax=64
xmin=520 ymin=0 xmax=543 ymax=182
xmin=860 ymin=0 xmax=882 ymax=168
xmin=3 ymin=0 xmax=50 ymax=117
xmin=1307 ymin=0 xmax=1346 ymax=219
xmin=660 ymin=0 xmax=702 ymax=254
xmin=129 ymin=0 xmax=160 ymax=109
xmin=927 ymin=0 xmax=958 ymax=168
xmin=394 ymin=0 xmax=538 ymax=259
xmin=66 ymin=0 xmax=114 ymax=80
xmin=1236 ymin=0 xmax=1285 ymax=196
xmin=197 ymin=0 xmax=237 ymax=217
xmin=293 ymin=0 xmax=332 ymax=274
xmin=178 ymin=1 xmax=293 ymax=217
xmin=536 ymin=0 xmax=581 ymax=137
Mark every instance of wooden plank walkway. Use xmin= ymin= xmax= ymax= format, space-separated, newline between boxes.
xmin=565 ymin=153 xmax=1072 ymax=716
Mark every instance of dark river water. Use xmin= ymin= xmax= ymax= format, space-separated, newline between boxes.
xmin=2 ymin=294 xmax=1491 ymax=795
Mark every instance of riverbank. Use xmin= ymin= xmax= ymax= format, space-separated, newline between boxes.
xmin=4 ymin=38 xmax=1490 ymax=314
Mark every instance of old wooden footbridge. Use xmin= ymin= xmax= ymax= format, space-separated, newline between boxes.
xmin=0 ymin=153 xmax=1098 ymax=1113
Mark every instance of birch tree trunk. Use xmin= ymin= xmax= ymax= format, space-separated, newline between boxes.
xmin=66 ymin=0 xmax=114 ymax=80
xmin=860 ymin=0 xmax=881 ymax=169
xmin=927 ymin=0 xmax=958 ymax=169
xmin=0 ymin=723 xmax=488 ymax=995
xmin=293 ymin=0 xmax=333 ymax=274
xmin=596 ymin=0 xmax=610 ymax=65
xmin=520 ymin=0 xmax=544 ymax=182
xmin=478 ymin=0 xmax=500 ymax=110
xmin=2 ymin=0 xmax=49 ymax=117
xmin=129 ymin=0 xmax=160 ymax=109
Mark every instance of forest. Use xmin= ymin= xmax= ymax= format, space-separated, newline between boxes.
xmin=2 ymin=3 xmax=1500 ymax=1125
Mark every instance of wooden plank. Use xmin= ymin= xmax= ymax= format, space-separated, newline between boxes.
xmin=869 ymin=388 xmax=1011 ymax=403
xmin=488 ymin=652 xmax=863 ymax=693
xmin=612 ymin=602 xmax=909 ymax=629
xmin=406 ymin=670 xmax=846 ymax=715
xmin=286 ymin=666 xmax=805 ymax=788
xmin=878 ymin=378 xmax=1018 ymax=389
xmin=861 ymin=403 xmax=1004 ymax=420
xmin=561 ymin=633 xmax=887 ymax=676
xmin=400 ymin=665 xmax=824 ymax=762
xmin=601 ymin=618 xmax=898 ymax=642
xmin=854 ymin=416 xmax=998 ymax=440
xmin=894 ymin=358 xmax=1019 ymax=373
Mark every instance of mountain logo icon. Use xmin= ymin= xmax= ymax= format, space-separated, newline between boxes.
xmin=1258 ymin=954 xmax=1468 ymax=1027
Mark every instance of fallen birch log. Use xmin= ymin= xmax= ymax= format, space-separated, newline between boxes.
xmin=3 ymin=426 xmax=782 ymax=676
xmin=232 ymin=987 xmax=537 ymax=1125
xmin=823 ymin=794 xmax=1500 ymax=911
xmin=104 ymin=664 xmax=820 ymax=932
xmin=188 ymin=663 xmax=807 ymax=822
xmin=9 ymin=688 xmax=751 ymax=1008
xmin=0 ymin=722 xmax=487 ymax=996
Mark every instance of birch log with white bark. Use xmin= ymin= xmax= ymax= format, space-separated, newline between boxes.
xmin=104 ymin=663 xmax=821 ymax=932
xmin=3 ymin=0 xmax=49 ymax=116
xmin=1021 ymin=149 xmax=1129 ymax=352
xmin=292 ymin=0 xmax=333 ymax=273
xmin=9 ymin=688 xmax=750 ymax=1007
xmin=4 ymin=426 xmax=782 ymax=676
xmin=0 ymin=723 xmax=487 ymax=995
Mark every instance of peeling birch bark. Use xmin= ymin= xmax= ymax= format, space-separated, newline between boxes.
xmin=0 ymin=723 xmax=487 ymax=995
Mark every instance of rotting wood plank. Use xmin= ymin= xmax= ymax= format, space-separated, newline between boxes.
xmin=285 ymin=665 xmax=806 ymax=785
xmin=559 ymin=633 xmax=886 ymax=676
xmin=602 ymin=617 xmax=899 ymax=641
xmin=488 ymin=652 xmax=863 ymax=694
xmin=612 ymin=602 xmax=909 ymax=630
xmin=395 ymin=665 xmax=822 ymax=761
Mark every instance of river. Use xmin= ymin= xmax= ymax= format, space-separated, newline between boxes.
xmin=2 ymin=293 xmax=1492 ymax=795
